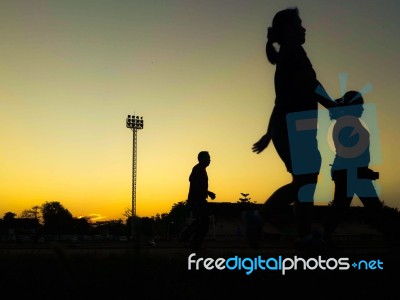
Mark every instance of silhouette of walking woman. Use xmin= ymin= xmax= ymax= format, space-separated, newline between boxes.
xmin=242 ymin=7 xmax=337 ymax=250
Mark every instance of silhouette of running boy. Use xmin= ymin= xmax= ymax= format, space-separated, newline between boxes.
xmin=181 ymin=151 xmax=216 ymax=250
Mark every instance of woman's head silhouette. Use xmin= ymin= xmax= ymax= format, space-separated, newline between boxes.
xmin=266 ymin=7 xmax=305 ymax=65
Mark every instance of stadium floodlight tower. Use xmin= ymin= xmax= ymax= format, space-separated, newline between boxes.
xmin=126 ymin=114 xmax=144 ymax=241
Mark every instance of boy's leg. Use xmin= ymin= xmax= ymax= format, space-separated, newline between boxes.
xmin=188 ymin=204 xmax=209 ymax=250
xmin=323 ymin=171 xmax=352 ymax=239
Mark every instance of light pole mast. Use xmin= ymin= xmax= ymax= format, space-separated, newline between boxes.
xmin=126 ymin=114 xmax=144 ymax=240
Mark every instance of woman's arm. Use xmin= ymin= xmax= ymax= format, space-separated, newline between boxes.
xmin=315 ymin=81 xmax=338 ymax=109
xmin=252 ymin=107 xmax=275 ymax=154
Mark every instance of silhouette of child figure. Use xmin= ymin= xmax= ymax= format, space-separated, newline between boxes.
xmin=242 ymin=7 xmax=337 ymax=250
xmin=323 ymin=91 xmax=385 ymax=242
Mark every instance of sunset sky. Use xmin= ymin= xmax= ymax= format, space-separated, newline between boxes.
xmin=1 ymin=0 xmax=399 ymax=221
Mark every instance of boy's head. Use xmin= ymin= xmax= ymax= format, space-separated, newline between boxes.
xmin=338 ymin=90 xmax=364 ymax=106
xmin=198 ymin=151 xmax=211 ymax=167
xmin=330 ymin=91 xmax=364 ymax=120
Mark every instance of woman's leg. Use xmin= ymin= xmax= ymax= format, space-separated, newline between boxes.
xmin=258 ymin=172 xmax=319 ymax=238
xmin=292 ymin=173 xmax=319 ymax=238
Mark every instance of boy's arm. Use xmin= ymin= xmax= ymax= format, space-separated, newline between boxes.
xmin=207 ymin=191 xmax=216 ymax=200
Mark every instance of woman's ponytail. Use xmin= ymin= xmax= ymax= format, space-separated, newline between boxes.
xmin=266 ymin=27 xmax=278 ymax=65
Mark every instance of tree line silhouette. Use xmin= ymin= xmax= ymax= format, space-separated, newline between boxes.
xmin=1 ymin=197 xmax=400 ymax=243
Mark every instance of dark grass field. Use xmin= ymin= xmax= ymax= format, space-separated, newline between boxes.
xmin=0 ymin=239 xmax=399 ymax=300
